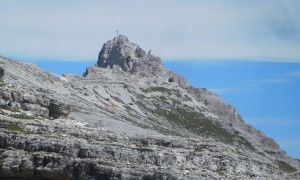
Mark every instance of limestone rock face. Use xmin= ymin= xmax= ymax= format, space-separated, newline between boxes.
xmin=0 ymin=37 xmax=299 ymax=179
xmin=0 ymin=57 xmax=70 ymax=119
xmin=96 ymin=35 xmax=160 ymax=75
xmin=94 ymin=35 xmax=189 ymax=88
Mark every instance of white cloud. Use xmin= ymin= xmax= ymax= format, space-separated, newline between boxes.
xmin=0 ymin=0 xmax=300 ymax=61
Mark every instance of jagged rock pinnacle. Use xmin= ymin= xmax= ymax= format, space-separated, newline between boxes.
xmin=94 ymin=35 xmax=189 ymax=88
xmin=1 ymin=47 xmax=300 ymax=179
xmin=96 ymin=35 xmax=163 ymax=76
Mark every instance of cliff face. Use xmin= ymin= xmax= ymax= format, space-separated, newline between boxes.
xmin=96 ymin=35 xmax=162 ymax=76
xmin=0 ymin=36 xmax=299 ymax=179
xmin=94 ymin=35 xmax=188 ymax=88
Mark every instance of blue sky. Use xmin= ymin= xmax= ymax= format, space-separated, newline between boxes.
xmin=1 ymin=1 xmax=300 ymax=158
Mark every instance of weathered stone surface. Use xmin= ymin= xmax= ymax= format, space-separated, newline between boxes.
xmin=0 ymin=117 xmax=294 ymax=179
xmin=188 ymin=87 xmax=282 ymax=154
xmin=11 ymin=91 xmax=23 ymax=102
xmin=93 ymin=35 xmax=189 ymax=88
xmin=0 ymin=78 xmax=69 ymax=118
xmin=0 ymin=38 xmax=299 ymax=179
xmin=0 ymin=90 xmax=12 ymax=101
xmin=22 ymin=93 xmax=36 ymax=104
xmin=20 ymin=103 xmax=49 ymax=117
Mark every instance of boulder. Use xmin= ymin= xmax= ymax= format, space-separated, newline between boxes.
xmin=48 ymin=99 xmax=70 ymax=119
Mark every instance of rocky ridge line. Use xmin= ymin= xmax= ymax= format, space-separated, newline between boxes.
xmin=87 ymin=35 xmax=284 ymax=158
xmin=86 ymin=35 xmax=188 ymax=88
xmin=0 ymin=35 xmax=300 ymax=179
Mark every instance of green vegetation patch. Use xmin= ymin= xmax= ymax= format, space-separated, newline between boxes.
xmin=0 ymin=105 xmax=35 ymax=119
xmin=276 ymin=160 xmax=297 ymax=173
xmin=0 ymin=80 xmax=5 ymax=87
xmin=142 ymin=87 xmax=171 ymax=94
xmin=0 ymin=105 xmax=20 ymax=113
xmin=155 ymin=107 xmax=230 ymax=140
xmin=0 ymin=104 xmax=9 ymax=111
xmin=159 ymin=96 xmax=167 ymax=101
xmin=183 ymin=94 xmax=192 ymax=101
xmin=48 ymin=116 xmax=55 ymax=120
xmin=11 ymin=113 xmax=34 ymax=120
xmin=7 ymin=123 xmax=26 ymax=133
xmin=136 ymin=85 xmax=255 ymax=150
xmin=218 ymin=171 xmax=225 ymax=176
xmin=154 ymin=105 xmax=255 ymax=149
xmin=6 ymin=123 xmax=37 ymax=135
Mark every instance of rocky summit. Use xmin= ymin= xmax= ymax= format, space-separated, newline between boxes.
xmin=0 ymin=35 xmax=300 ymax=179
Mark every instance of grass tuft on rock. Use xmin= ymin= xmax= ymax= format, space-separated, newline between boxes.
xmin=142 ymin=87 xmax=171 ymax=94
xmin=11 ymin=113 xmax=34 ymax=119
xmin=7 ymin=123 xmax=25 ymax=132
xmin=0 ymin=104 xmax=9 ymax=110
xmin=0 ymin=80 xmax=5 ymax=87
xmin=153 ymin=105 xmax=255 ymax=150
xmin=135 ymin=85 xmax=255 ymax=150
xmin=276 ymin=160 xmax=297 ymax=173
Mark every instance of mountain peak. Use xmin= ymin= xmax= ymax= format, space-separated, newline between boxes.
xmin=96 ymin=34 xmax=159 ymax=74
xmin=113 ymin=34 xmax=130 ymax=43
xmin=91 ymin=35 xmax=189 ymax=88
xmin=1 ymin=43 xmax=300 ymax=179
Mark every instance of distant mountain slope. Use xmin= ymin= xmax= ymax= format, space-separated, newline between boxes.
xmin=0 ymin=36 xmax=299 ymax=179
